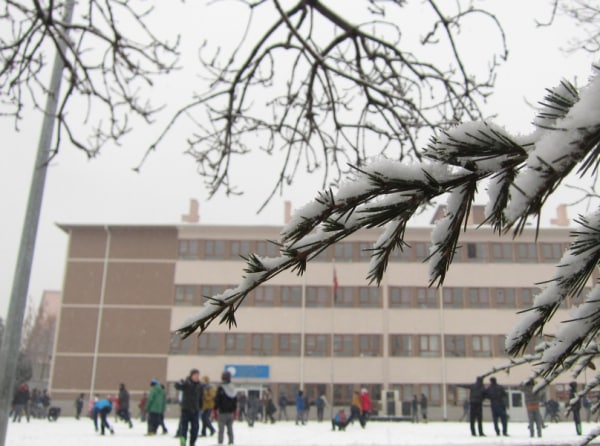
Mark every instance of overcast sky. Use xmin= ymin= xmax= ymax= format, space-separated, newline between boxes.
xmin=0 ymin=0 xmax=595 ymax=319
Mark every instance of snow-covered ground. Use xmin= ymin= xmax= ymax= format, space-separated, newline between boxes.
xmin=5 ymin=417 xmax=599 ymax=446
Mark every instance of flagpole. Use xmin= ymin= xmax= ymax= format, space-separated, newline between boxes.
xmin=300 ymin=271 xmax=306 ymax=390
xmin=331 ymin=259 xmax=337 ymax=418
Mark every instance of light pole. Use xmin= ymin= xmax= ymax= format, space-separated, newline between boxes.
xmin=0 ymin=2 xmax=75 ymax=445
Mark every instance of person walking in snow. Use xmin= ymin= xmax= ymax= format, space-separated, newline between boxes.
xmin=523 ymin=379 xmax=543 ymax=438
xmin=75 ymin=393 xmax=84 ymax=420
xmin=263 ymin=387 xmax=276 ymax=423
xmin=92 ymin=397 xmax=114 ymax=435
xmin=175 ymin=368 xmax=203 ymax=446
xmin=349 ymin=390 xmax=362 ymax=425
xmin=117 ymin=383 xmax=133 ymax=428
xmin=12 ymin=384 xmax=30 ymax=423
xmin=278 ymin=393 xmax=289 ymax=421
xmin=411 ymin=395 xmax=419 ymax=423
xmin=215 ymin=370 xmax=237 ymax=445
xmin=200 ymin=375 xmax=216 ymax=437
xmin=487 ymin=377 xmax=508 ymax=437
xmin=316 ymin=393 xmax=328 ymax=422
xmin=459 ymin=398 xmax=470 ymax=422
xmin=295 ymin=390 xmax=306 ymax=425
xmin=420 ymin=393 xmax=428 ymax=423
xmin=145 ymin=379 xmax=166 ymax=436
xmin=138 ymin=392 xmax=147 ymax=421
xmin=246 ymin=393 xmax=260 ymax=427
xmin=360 ymin=388 xmax=373 ymax=427
xmin=459 ymin=376 xmax=487 ymax=437
xmin=569 ymin=381 xmax=582 ymax=436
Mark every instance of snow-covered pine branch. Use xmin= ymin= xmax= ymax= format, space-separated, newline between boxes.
xmin=177 ymin=67 xmax=600 ymax=341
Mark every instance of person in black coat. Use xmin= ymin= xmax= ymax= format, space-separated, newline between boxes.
xmin=487 ymin=377 xmax=508 ymax=437
xmin=117 ymin=383 xmax=133 ymax=427
xmin=460 ymin=376 xmax=487 ymax=437
xmin=175 ymin=368 xmax=203 ymax=446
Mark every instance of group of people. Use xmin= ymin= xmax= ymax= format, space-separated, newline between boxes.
xmin=174 ymin=368 xmax=237 ymax=446
xmin=462 ymin=376 xmax=510 ymax=438
xmin=87 ymin=382 xmax=136 ymax=435
xmin=411 ymin=394 xmax=428 ymax=423
xmin=463 ymin=376 xmax=587 ymax=439
xmin=331 ymin=388 xmax=373 ymax=431
xmin=10 ymin=384 xmax=51 ymax=422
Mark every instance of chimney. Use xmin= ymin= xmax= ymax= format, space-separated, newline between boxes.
xmin=181 ymin=199 xmax=200 ymax=223
xmin=550 ymin=204 xmax=569 ymax=226
xmin=284 ymin=201 xmax=292 ymax=224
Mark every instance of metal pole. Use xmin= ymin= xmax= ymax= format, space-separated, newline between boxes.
xmin=0 ymin=2 xmax=75 ymax=445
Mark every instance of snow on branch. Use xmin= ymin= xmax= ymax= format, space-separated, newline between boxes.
xmin=177 ymin=68 xmax=600 ymax=341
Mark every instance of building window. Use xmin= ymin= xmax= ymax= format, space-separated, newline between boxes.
xmin=197 ymin=333 xmax=219 ymax=355
xmin=390 ymin=335 xmax=412 ymax=357
xmin=359 ymin=335 xmax=381 ymax=357
xmin=358 ymin=287 xmax=381 ymax=308
xmin=442 ymin=288 xmax=464 ymax=308
xmin=200 ymin=285 xmax=229 ymax=303
xmin=468 ymin=288 xmax=490 ymax=308
xmin=541 ymin=243 xmax=564 ymax=263
xmin=389 ymin=287 xmax=412 ymax=308
xmin=305 ymin=334 xmax=329 ymax=356
xmin=281 ymin=286 xmax=301 ymax=307
xmin=251 ymin=333 xmax=273 ymax=356
xmin=519 ymin=288 xmax=539 ymax=308
xmin=224 ymin=333 xmax=247 ymax=355
xmin=278 ymin=334 xmax=300 ymax=356
xmin=333 ymin=384 xmax=354 ymax=406
xmin=358 ymin=242 xmax=372 ymax=261
xmin=465 ymin=243 xmax=488 ymax=262
xmin=335 ymin=287 xmax=354 ymax=307
xmin=445 ymin=335 xmax=466 ymax=357
xmin=416 ymin=288 xmax=437 ymax=308
xmin=390 ymin=245 xmax=412 ymax=262
xmin=334 ymin=242 xmax=354 ymax=262
xmin=496 ymin=335 xmax=508 ymax=357
xmin=170 ymin=334 xmax=191 ymax=355
xmin=516 ymin=243 xmax=538 ymax=262
xmin=175 ymin=285 xmax=196 ymax=305
xmin=256 ymin=240 xmax=279 ymax=257
xmin=205 ymin=240 xmax=226 ymax=259
xmin=418 ymin=384 xmax=441 ymax=406
xmin=491 ymin=243 xmax=513 ymax=262
xmin=334 ymin=334 xmax=354 ymax=357
xmin=178 ymin=239 xmax=199 ymax=260
xmin=231 ymin=240 xmax=252 ymax=258
xmin=414 ymin=242 xmax=429 ymax=261
xmin=254 ymin=286 xmax=276 ymax=306
xmin=306 ymin=287 xmax=330 ymax=307
xmin=418 ymin=335 xmax=440 ymax=357
xmin=471 ymin=335 xmax=492 ymax=357
xmin=494 ymin=288 xmax=516 ymax=308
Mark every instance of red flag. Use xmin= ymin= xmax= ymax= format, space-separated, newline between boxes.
xmin=333 ymin=268 xmax=339 ymax=301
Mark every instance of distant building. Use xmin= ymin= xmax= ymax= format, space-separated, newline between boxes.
xmin=49 ymin=206 xmax=591 ymax=418
xmin=26 ymin=290 xmax=60 ymax=388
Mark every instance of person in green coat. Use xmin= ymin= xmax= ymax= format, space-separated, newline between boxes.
xmin=145 ymin=379 xmax=166 ymax=435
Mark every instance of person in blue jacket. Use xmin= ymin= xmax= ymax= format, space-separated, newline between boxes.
xmin=92 ymin=397 xmax=114 ymax=435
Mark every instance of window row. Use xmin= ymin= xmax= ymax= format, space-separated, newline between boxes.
xmin=175 ymin=284 xmax=584 ymax=309
xmin=178 ymin=239 xmax=569 ymax=264
xmin=169 ymin=332 xmax=527 ymax=358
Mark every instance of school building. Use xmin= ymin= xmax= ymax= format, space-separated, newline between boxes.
xmin=48 ymin=204 xmax=587 ymax=419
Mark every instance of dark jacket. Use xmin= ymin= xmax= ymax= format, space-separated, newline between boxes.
xmin=175 ymin=377 xmax=203 ymax=413
xmin=487 ymin=382 xmax=507 ymax=407
xmin=215 ymin=383 xmax=237 ymax=413
xmin=118 ymin=387 xmax=130 ymax=411
xmin=461 ymin=378 xmax=487 ymax=404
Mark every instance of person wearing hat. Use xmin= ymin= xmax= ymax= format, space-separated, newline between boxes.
xmin=175 ymin=368 xmax=203 ymax=446
xmin=145 ymin=379 xmax=166 ymax=436
xmin=200 ymin=376 xmax=216 ymax=437
xmin=215 ymin=370 xmax=237 ymax=445
xmin=569 ymin=381 xmax=582 ymax=435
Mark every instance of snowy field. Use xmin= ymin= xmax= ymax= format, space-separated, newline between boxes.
xmin=5 ymin=417 xmax=600 ymax=446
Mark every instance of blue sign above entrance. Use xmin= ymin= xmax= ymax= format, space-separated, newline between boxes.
xmin=225 ymin=364 xmax=270 ymax=379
